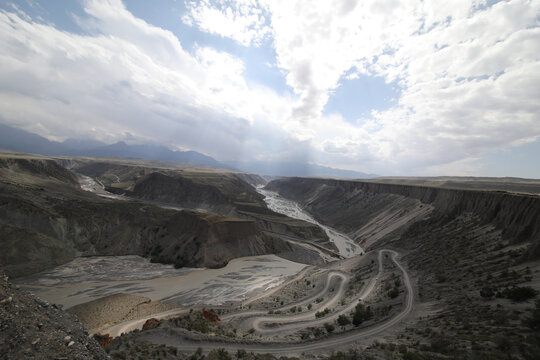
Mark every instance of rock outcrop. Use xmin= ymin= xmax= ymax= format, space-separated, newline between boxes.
xmin=0 ymin=157 xmax=78 ymax=185
xmin=0 ymin=157 xmax=292 ymax=277
xmin=266 ymin=177 xmax=540 ymax=257
xmin=132 ymin=172 xmax=232 ymax=214
xmin=0 ymin=272 xmax=108 ymax=359
xmin=73 ymin=159 xmax=334 ymax=259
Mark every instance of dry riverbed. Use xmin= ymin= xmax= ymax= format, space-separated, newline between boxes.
xmin=17 ymin=255 xmax=307 ymax=308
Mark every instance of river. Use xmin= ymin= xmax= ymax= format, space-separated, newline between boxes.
xmin=17 ymin=255 xmax=306 ymax=308
xmin=257 ymin=187 xmax=363 ymax=257
xmin=18 ymin=176 xmax=360 ymax=309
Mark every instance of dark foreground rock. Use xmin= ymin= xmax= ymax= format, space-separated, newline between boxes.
xmin=0 ymin=271 xmax=108 ymax=359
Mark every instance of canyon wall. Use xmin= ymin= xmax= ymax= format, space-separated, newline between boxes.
xmin=0 ymin=158 xmax=291 ymax=277
xmin=266 ymin=177 xmax=540 ymax=257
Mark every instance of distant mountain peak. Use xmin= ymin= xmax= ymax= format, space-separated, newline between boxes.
xmin=0 ymin=123 xmax=225 ymax=168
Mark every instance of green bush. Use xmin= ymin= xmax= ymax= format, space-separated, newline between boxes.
xmin=352 ymin=303 xmax=373 ymax=326
xmin=206 ymin=349 xmax=232 ymax=360
xmin=388 ymin=287 xmax=400 ymax=299
xmin=500 ymin=286 xmax=538 ymax=302
xmin=525 ymin=300 xmax=540 ymax=329
xmin=430 ymin=337 xmax=452 ymax=354
xmin=337 ymin=314 xmax=351 ymax=326
xmin=324 ymin=322 xmax=335 ymax=333
xmin=315 ymin=308 xmax=331 ymax=318
xmin=480 ymin=287 xmax=494 ymax=298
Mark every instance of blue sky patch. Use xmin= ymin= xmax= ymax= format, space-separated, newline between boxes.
xmin=323 ymin=74 xmax=401 ymax=124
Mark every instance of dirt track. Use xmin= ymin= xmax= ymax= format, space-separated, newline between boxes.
xmin=135 ymin=249 xmax=414 ymax=355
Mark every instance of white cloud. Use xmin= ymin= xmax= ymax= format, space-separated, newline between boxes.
xmin=258 ymin=0 xmax=540 ymax=174
xmin=0 ymin=0 xmax=539 ymax=176
xmin=0 ymin=0 xmax=292 ymax=161
xmin=182 ymin=0 xmax=271 ymax=46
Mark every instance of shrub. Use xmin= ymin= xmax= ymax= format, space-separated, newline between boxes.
xmin=430 ymin=337 xmax=451 ymax=354
xmin=206 ymin=349 xmax=232 ymax=360
xmin=525 ymin=300 xmax=540 ymax=329
xmin=236 ymin=349 xmax=247 ymax=359
xmin=435 ymin=273 xmax=447 ymax=283
xmin=403 ymin=352 xmax=424 ymax=360
xmin=501 ymin=286 xmax=538 ymax=302
xmin=337 ymin=314 xmax=351 ymax=327
xmin=480 ymin=287 xmax=495 ymax=298
xmin=324 ymin=322 xmax=335 ymax=333
xmin=315 ymin=308 xmax=331 ymax=318
xmin=388 ymin=287 xmax=400 ymax=299
xmin=352 ymin=303 xmax=373 ymax=326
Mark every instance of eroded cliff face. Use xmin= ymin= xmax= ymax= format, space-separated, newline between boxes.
xmin=0 ymin=158 xmax=291 ymax=277
xmin=147 ymin=210 xmax=290 ymax=269
xmin=266 ymin=177 xmax=540 ymax=358
xmin=72 ymin=159 xmax=334 ymax=257
xmin=266 ymin=177 xmax=540 ymax=257
xmin=132 ymin=172 xmax=232 ymax=214
xmin=0 ymin=157 xmax=79 ymax=185
xmin=74 ymin=162 xmax=267 ymax=218
xmin=265 ymin=178 xmax=434 ymax=250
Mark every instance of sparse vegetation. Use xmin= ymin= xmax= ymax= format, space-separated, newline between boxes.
xmin=352 ymin=303 xmax=373 ymax=326
xmin=337 ymin=314 xmax=351 ymax=327
xmin=324 ymin=322 xmax=335 ymax=333
xmin=387 ymin=287 xmax=399 ymax=299
xmin=315 ymin=308 xmax=331 ymax=318
xmin=497 ymin=286 xmax=538 ymax=302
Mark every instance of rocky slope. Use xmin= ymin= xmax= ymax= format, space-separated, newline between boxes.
xmin=266 ymin=177 xmax=540 ymax=255
xmin=74 ymin=161 xmax=266 ymax=217
xmin=0 ymin=271 xmax=108 ymax=359
xmin=67 ymin=293 xmax=181 ymax=332
xmin=266 ymin=178 xmax=434 ymax=250
xmin=0 ymin=156 xmax=293 ymax=277
xmin=72 ymin=159 xmax=334 ymax=257
xmin=266 ymin=177 xmax=540 ymax=359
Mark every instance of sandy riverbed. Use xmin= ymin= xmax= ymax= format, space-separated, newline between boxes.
xmin=17 ymin=255 xmax=307 ymax=309
xmin=258 ymin=188 xmax=363 ymax=257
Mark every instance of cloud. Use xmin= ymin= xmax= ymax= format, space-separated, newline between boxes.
xmin=0 ymin=0 xmax=293 ymax=160
xmin=182 ymin=0 xmax=271 ymax=46
xmin=188 ymin=0 xmax=540 ymax=175
xmin=0 ymin=0 xmax=539 ymax=176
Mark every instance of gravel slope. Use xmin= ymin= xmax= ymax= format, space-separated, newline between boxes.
xmin=0 ymin=272 xmax=107 ymax=359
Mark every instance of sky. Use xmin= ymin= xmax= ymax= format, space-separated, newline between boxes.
xmin=0 ymin=0 xmax=539 ymax=177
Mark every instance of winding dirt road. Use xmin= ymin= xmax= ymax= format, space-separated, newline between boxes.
xmin=138 ymin=249 xmax=414 ymax=355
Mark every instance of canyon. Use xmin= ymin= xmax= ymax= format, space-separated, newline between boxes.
xmin=1 ymin=152 xmax=540 ymax=359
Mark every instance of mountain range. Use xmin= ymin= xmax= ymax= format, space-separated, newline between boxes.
xmin=0 ymin=123 xmax=376 ymax=178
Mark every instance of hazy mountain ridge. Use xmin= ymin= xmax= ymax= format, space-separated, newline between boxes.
xmin=0 ymin=123 xmax=375 ymax=178
xmin=227 ymin=160 xmax=378 ymax=179
xmin=0 ymin=123 xmax=223 ymax=168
